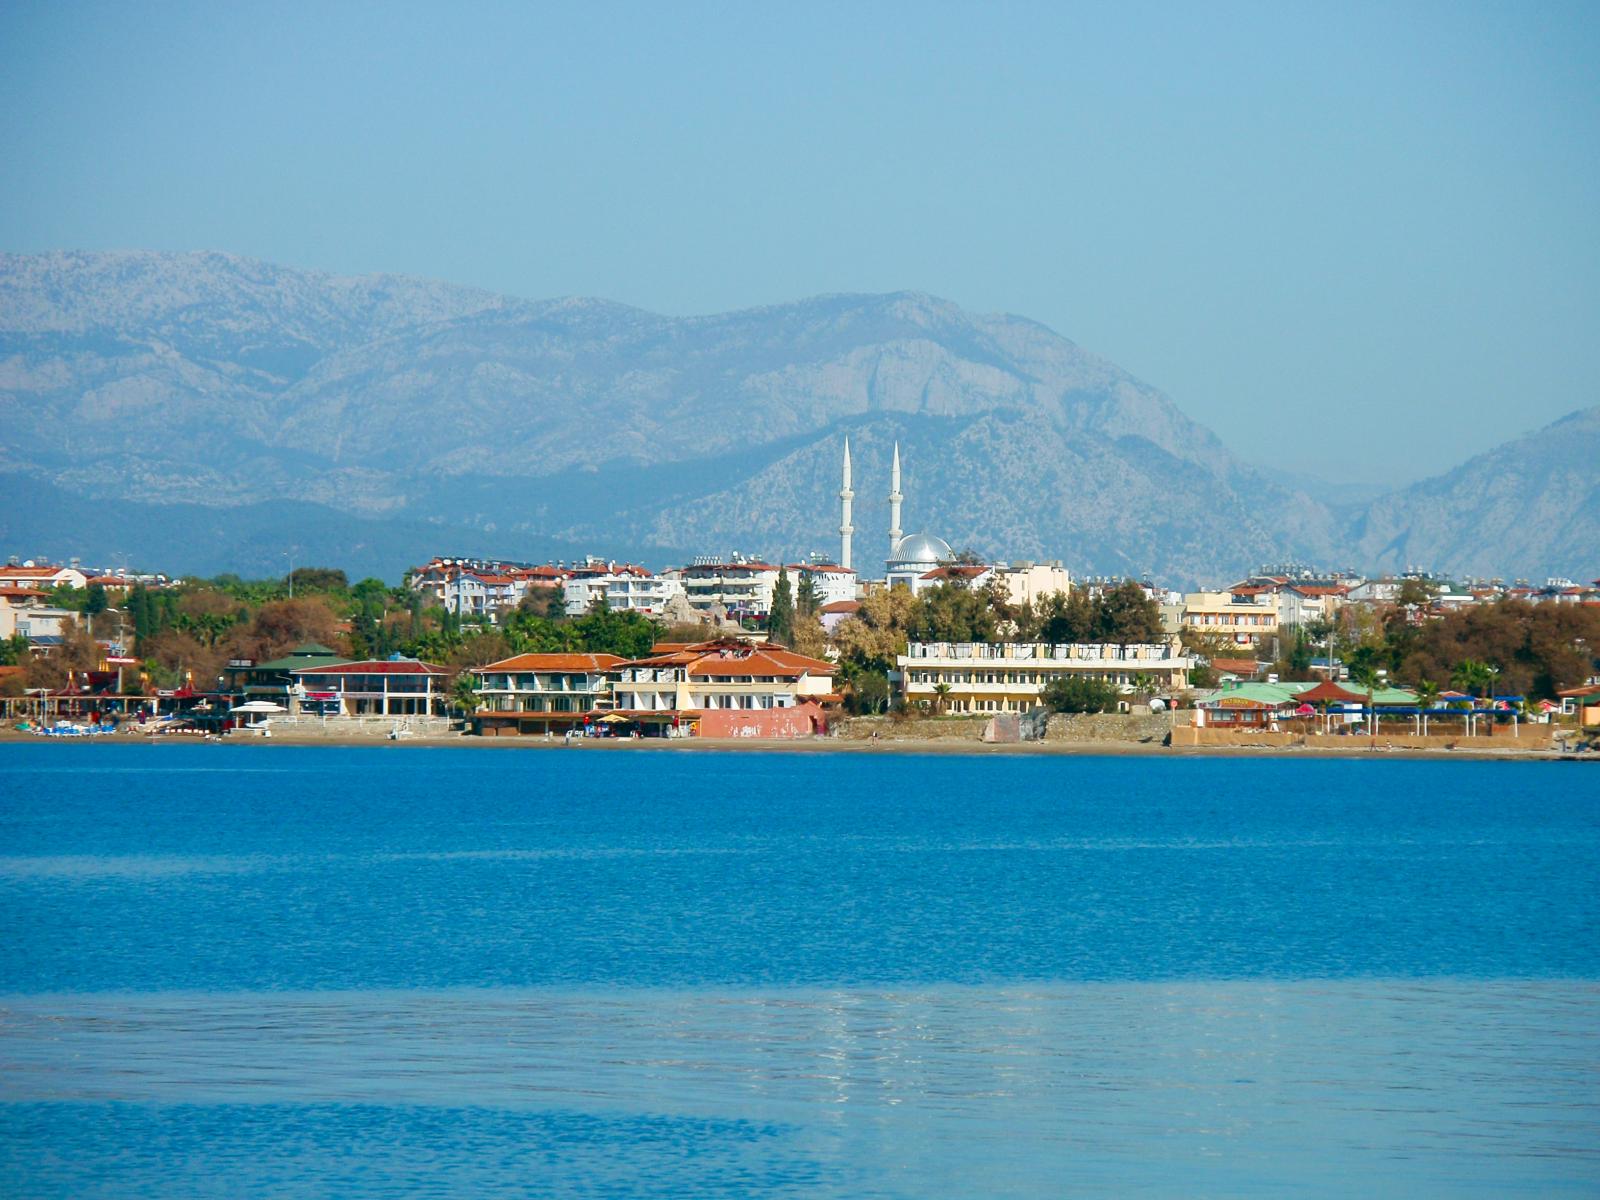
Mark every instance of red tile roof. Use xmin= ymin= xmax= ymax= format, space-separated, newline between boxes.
xmin=820 ymin=600 xmax=861 ymax=614
xmin=479 ymin=653 xmax=625 ymax=672
xmin=623 ymin=640 xmax=834 ymax=678
xmin=1212 ymin=658 xmax=1261 ymax=674
xmin=919 ymin=565 xmax=988 ymax=581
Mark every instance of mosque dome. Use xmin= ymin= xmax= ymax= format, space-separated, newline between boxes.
xmin=890 ymin=532 xmax=953 ymax=566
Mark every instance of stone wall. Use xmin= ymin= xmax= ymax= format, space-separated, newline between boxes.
xmin=834 ymin=715 xmax=990 ymax=741
xmin=1042 ymin=713 xmax=1173 ymax=745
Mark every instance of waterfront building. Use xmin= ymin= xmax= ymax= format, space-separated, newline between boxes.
xmin=897 ymin=640 xmax=1192 ymax=713
xmin=228 ymin=643 xmax=346 ymax=707
xmin=289 ymin=657 xmax=448 ymax=717
xmin=471 ymin=652 xmax=626 ymax=735
xmin=611 ymin=639 xmax=837 ymax=737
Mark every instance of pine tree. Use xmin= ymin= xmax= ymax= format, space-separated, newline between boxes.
xmin=768 ymin=569 xmax=795 ymax=646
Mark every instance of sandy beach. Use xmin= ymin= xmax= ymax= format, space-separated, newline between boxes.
xmin=3 ymin=727 xmax=1588 ymax=762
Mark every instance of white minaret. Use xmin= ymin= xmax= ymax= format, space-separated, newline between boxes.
xmin=839 ymin=437 xmax=855 ymax=570
xmin=888 ymin=441 xmax=904 ymax=559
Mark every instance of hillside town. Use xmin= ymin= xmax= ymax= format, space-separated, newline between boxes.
xmin=3 ymin=443 xmax=1598 ymax=748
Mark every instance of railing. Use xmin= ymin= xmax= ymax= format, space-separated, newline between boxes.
xmin=903 ymin=642 xmax=1178 ymax=663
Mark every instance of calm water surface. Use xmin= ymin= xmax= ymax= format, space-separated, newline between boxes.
xmin=1 ymin=744 xmax=1596 ymax=1196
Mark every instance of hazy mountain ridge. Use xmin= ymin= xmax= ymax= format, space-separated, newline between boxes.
xmin=0 ymin=251 xmax=1589 ymax=582
xmin=1351 ymin=406 xmax=1600 ymax=579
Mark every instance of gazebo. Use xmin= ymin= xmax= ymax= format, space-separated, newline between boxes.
xmin=1297 ymin=680 xmax=1367 ymax=734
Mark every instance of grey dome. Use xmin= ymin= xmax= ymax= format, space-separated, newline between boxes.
xmin=890 ymin=532 xmax=953 ymax=565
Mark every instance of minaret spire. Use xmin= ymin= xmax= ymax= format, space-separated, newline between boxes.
xmin=888 ymin=441 xmax=904 ymax=558
xmin=839 ymin=437 xmax=855 ymax=571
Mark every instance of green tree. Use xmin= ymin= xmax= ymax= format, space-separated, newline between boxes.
xmin=1038 ymin=589 xmax=1097 ymax=643
xmin=1041 ymin=675 xmax=1120 ymax=714
xmin=768 ymin=569 xmax=795 ymax=647
xmin=1094 ymin=581 xmax=1164 ymax=643
xmin=286 ymin=567 xmax=349 ymax=594
xmin=931 ymin=681 xmax=953 ymax=714
xmin=568 ymin=606 xmax=658 ymax=659
xmin=844 ymin=667 xmax=891 ymax=715
xmin=907 ymin=582 xmax=997 ymax=643
xmin=1287 ymin=627 xmax=1314 ymax=677
xmin=450 ymin=673 xmax=481 ymax=720
xmin=84 ymin=583 xmax=108 ymax=618
xmin=1450 ymin=659 xmax=1495 ymax=698
xmin=796 ymin=570 xmax=820 ymax=618
xmin=0 ymin=633 xmax=30 ymax=666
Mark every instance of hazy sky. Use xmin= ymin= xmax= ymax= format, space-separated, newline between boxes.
xmin=3 ymin=1 xmax=1596 ymax=484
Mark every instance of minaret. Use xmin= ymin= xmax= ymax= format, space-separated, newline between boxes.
xmin=839 ymin=437 xmax=855 ymax=570
xmin=888 ymin=441 xmax=904 ymax=559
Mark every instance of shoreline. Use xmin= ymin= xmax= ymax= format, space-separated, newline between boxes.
xmin=1 ymin=728 xmax=1588 ymax=762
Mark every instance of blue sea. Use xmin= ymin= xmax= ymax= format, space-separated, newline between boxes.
xmin=1 ymin=744 xmax=1596 ymax=1197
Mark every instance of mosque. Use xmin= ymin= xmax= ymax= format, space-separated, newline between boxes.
xmin=838 ymin=438 xmax=953 ymax=587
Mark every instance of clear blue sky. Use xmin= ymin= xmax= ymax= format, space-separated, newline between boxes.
xmin=3 ymin=1 xmax=1596 ymax=484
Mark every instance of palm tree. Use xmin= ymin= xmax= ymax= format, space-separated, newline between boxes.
xmin=450 ymin=673 xmax=481 ymax=725
xmin=931 ymin=682 xmax=953 ymax=715
xmin=1414 ymin=680 xmax=1440 ymax=736
xmin=1450 ymin=659 xmax=1494 ymax=698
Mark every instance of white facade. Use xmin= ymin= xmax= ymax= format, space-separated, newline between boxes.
xmin=897 ymin=641 xmax=1193 ymax=713
xmin=668 ymin=563 xmax=781 ymax=619
xmin=991 ymin=561 xmax=1072 ymax=607
xmin=887 ymin=532 xmax=954 ymax=591
xmin=0 ymin=596 xmax=74 ymax=641
xmin=564 ymin=572 xmax=684 ymax=616
xmin=0 ymin=565 xmax=90 ymax=591
xmin=791 ymin=564 xmax=857 ymax=608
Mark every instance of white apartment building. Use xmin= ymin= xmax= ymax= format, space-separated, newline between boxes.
xmin=667 ymin=561 xmax=781 ymax=620
xmin=897 ymin=641 xmax=1193 ymax=714
xmin=563 ymin=570 xmax=684 ymax=616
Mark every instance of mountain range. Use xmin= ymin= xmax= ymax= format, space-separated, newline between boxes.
xmin=1 ymin=251 xmax=1594 ymax=585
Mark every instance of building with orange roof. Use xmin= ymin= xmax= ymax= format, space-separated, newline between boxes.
xmin=610 ymin=638 xmax=837 ymax=738
xmin=471 ymin=652 xmax=628 ymax=735
xmin=0 ymin=563 xmax=89 ymax=591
